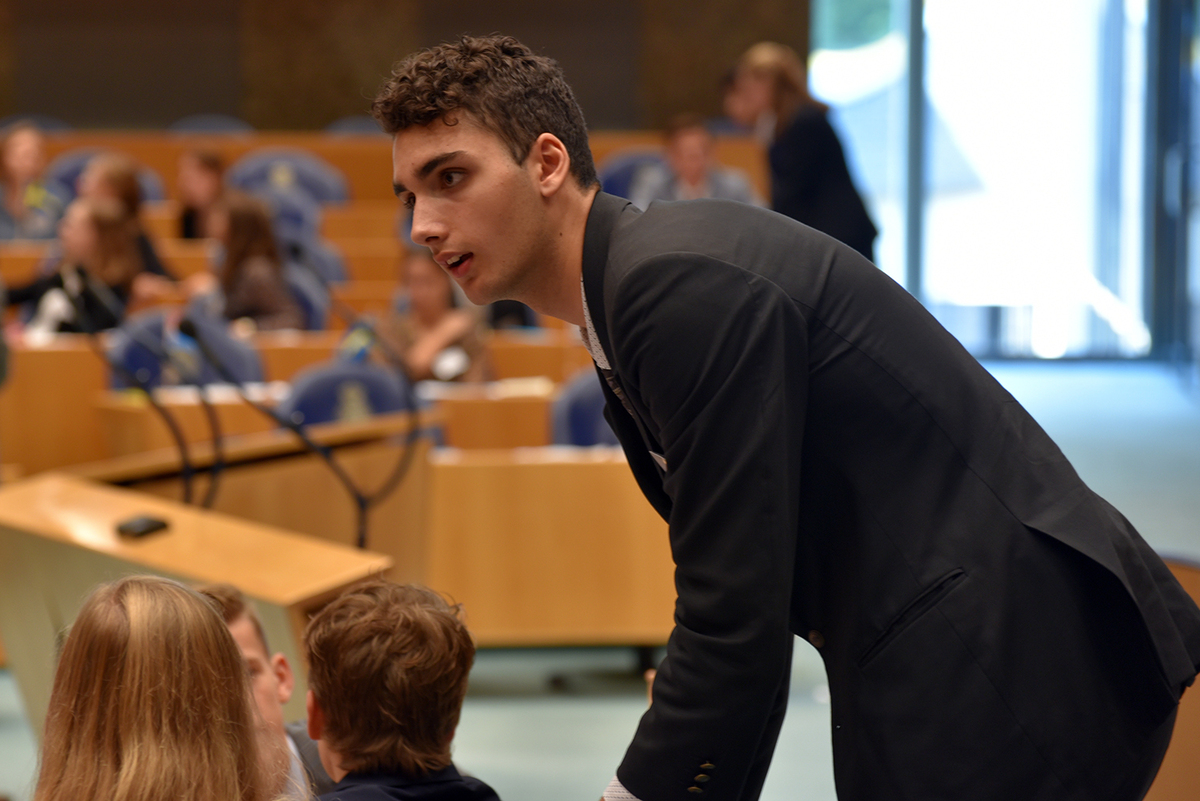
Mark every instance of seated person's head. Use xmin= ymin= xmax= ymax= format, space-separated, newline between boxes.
xmin=177 ymin=150 xmax=225 ymax=211
xmin=0 ymin=121 xmax=47 ymax=190
xmin=35 ymin=575 xmax=287 ymax=801
xmin=406 ymin=250 xmax=458 ymax=321
xmin=57 ymin=196 xmax=139 ymax=288
xmin=77 ymin=152 xmax=143 ymax=219
xmin=303 ymin=579 xmax=476 ymax=781
xmin=197 ymin=583 xmax=295 ymax=748
xmin=663 ymin=113 xmax=715 ymax=189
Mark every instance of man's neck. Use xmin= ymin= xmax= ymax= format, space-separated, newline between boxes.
xmin=520 ymin=185 xmax=598 ymax=328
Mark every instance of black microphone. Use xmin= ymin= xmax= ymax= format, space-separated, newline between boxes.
xmin=179 ymin=315 xmax=376 ymax=547
xmin=63 ymin=275 xmax=196 ymax=505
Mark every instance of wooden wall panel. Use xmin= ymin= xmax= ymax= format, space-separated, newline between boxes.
xmin=0 ymin=0 xmax=13 ymax=118
xmin=638 ymin=0 xmax=810 ymax=128
xmin=239 ymin=0 xmax=421 ymax=130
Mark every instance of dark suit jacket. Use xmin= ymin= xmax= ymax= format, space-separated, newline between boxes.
xmin=317 ymin=766 xmax=499 ymax=801
xmin=287 ymin=721 xmax=336 ymax=797
xmin=581 ymin=192 xmax=1200 ymax=801
xmin=768 ymin=107 xmax=877 ymax=261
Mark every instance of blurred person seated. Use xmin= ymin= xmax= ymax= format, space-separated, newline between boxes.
xmin=377 ymin=250 xmax=490 ymax=382
xmin=185 ymin=190 xmax=306 ymax=332
xmin=628 ymin=113 xmax=763 ymax=211
xmin=76 ymin=151 xmax=173 ymax=281
xmin=0 ymin=121 xmax=65 ymax=239
xmin=199 ymin=583 xmax=336 ymax=800
xmin=6 ymin=197 xmax=139 ymax=334
xmin=32 ymin=575 xmax=289 ymax=801
xmin=303 ymin=579 xmax=500 ymax=801
xmin=177 ymin=149 xmax=225 ymax=239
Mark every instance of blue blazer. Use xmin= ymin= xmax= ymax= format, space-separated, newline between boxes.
xmin=581 ymin=192 xmax=1200 ymax=801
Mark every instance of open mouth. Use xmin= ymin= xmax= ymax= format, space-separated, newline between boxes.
xmin=445 ymin=253 xmax=473 ymax=275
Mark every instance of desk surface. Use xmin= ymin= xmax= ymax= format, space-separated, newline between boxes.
xmin=0 ymin=472 xmax=391 ymax=606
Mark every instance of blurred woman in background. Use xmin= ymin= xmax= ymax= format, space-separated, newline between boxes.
xmin=77 ymin=151 xmax=172 ymax=279
xmin=32 ymin=575 xmax=289 ymax=801
xmin=0 ymin=121 xmax=64 ymax=240
xmin=726 ymin=42 xmax=877 ymax=262
xmin=188 ymin=190 xmax=304 ymax=332
xmin=6 ymin=196 xmax=140 ymax=334
xmin=177 ymin=149 xmax=225 ymax=239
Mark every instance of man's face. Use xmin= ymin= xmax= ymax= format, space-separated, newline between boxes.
xmin=227 ymin=614 xmax=293 ymax=741
xmin=667 ymin=128 xmax=713 ymax=188
xmin=392 ymin=115 xmax=553 ymax=307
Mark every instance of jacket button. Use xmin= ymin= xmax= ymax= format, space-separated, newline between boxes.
xmin=694 ymin=774 xmax=710 ymax=782
xmin=808 ymin=630 xmax=825 ymax=648
xmin=699 ymin=762 xmax=715 ymax=770
xmin=687 ymin=788 xmax=704 ymax=794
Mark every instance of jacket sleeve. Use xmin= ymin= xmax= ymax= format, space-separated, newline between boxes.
xmin=608 ymin=252 xmax=809 ymax=801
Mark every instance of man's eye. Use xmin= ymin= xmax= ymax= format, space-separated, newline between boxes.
xmin=442 ymin=171 xmax=464 ymax=187
xmin=401 ymin=194 xmax=416 ymax=210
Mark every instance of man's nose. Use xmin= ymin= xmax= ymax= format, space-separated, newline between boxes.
xmin=410 ymin=202 xmax=446 ymax=246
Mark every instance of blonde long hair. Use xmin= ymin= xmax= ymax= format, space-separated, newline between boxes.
xmin=737 ymin=41 xmax=828 ymax=133
xmin=34 ymin=576 xmax=282 ymax=801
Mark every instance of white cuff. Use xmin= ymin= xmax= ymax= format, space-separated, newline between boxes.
xmin=604 ymin=776 xmax=642 ymax=801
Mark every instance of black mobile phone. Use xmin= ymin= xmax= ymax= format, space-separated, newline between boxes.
xmin=116 ymin=515 xmax=169 ymax=538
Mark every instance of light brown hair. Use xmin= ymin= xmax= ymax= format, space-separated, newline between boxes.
xmin=304 ymin=580 xmax=476 ymax=776
xmin=72 ymin=196 xmax=142 ymax=289
xmin=86 ymin=152 xmax=144 ymax=217
xmin=737 ymin=41 xmax=828 ymax=132
xmin=34 ymin=575 xmax=278 ymax=801
xmin=372 ymin=34 xmax=598 ymax=189
xmin=213 ymin=190 xmax=283 ymax=296
xmin=197 ymin=582 xmax=271 ymax=652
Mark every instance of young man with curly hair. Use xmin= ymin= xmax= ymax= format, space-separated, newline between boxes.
xmin=372 ymin=34 xmax=1200 ymax=801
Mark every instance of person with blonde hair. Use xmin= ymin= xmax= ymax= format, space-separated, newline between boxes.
xmin=33 ymin=575 xmax=289 ymax=801
xmin=725 ymin=41 xmax=877 ymax=261
xmin=7 ymin=196 xmax=141 ymax=333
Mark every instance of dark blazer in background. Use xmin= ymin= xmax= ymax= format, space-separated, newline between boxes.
xmin=581 ymin=192 xmax=1200 ymax=801
xmin=317 ymin=766 xmax=500 ymax=801
xmin=287 ymin=721 xmax=336 ymax=797
xmin=768 ymin=106 xmax=877 ymax=262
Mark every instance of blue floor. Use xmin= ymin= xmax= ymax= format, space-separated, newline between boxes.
xmin=2 ymin=360 xmax=1198 ymax=801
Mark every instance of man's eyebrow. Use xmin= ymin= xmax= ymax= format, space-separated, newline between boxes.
xmin=393 ymin=151 xmax=467 ymax=198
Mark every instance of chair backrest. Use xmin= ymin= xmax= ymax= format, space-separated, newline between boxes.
xmin=227 ymin=148 xmax=350 ymax=204
xmin=168 ymin=113 xmax=255 ymax=133
xmin=551 ymin=368 xmax=619 ymax=446
xmin=253 ymin=185 xmax=324 ymax=246
xmin=597 ymin=149 xmax=666 ymax=200
xmin=275 ymin=360 xmax=410 ymax=427
xmin=108 ymin=309 xmax=265 ymax=389
xmin=325 ymin=115 xmax=385 ymax=135
xmin=43 ymin=148 xmax=166 ymax=203
xmin=283 ymin=262 xmax=330 ymax=331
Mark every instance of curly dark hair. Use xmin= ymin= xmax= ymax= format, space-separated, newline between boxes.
xmin=372 ymin=34 xmax=598 ymax=189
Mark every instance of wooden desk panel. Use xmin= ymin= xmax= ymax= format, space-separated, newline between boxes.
xmin=437 ymin=392 xmax=553 ymax=449
xmin=0 ymin=239 xmax=213 ymax=285
xmin=424 ymin=448 xmax=674 ymax=646
xmin=1146 ymin=559 xmax=1200 ymax=800
xmin=485 ymin=330 xmax=592 ymax=383
xmin=95 ymin=391 xmax=277 ymax=455
xmin=0 ymin=472 xmax=392 ymax=735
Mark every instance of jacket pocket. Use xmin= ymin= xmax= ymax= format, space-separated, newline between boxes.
xmin=858 ymin=568 xmax=967 ymax=668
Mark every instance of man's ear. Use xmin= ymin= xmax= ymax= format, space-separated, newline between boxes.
xmin=528 ymin=132 xmax=571 ymax=198
xmin=271 ymin=652 xmax=294 ymax=705
xmin=306 ymin=689 xmax=323 ymax=741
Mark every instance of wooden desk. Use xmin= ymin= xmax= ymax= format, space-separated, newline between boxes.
xmin=432 ymin=382 xmax=555 ymax=449
xmin=68 ymin=410 xmax=434 ymax=581
xmin=485 ymin=329 xmax=593 ymax=383
xmin=423 ymin=448 xmax=675 ymax=646
xmin=1146 ymin=558 xmax=1200 ymax=800
xmin=0 ymin=472 xmax=392 ymax=735
xmin=95 ymin=389 xmax=278 ymax=456
xmin=334 ymin=237 xmax=404 ymax=282
xmin=0 ymin=239 xmax=214 ymax=285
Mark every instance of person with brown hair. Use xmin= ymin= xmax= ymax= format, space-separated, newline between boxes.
xmin=372 ymin=34 xmax=1200 ymax=801
xmin=198 ymin=583 xmax=336 ymax=800
xmin=0 ymin=121 xmax=64 ymax=239
xmin=187 ymin=189 xmax=304 ymax=331
xmin=76 ymin=151 xmax=172 ymax=279
xmin=724 ymin=42 xmax=877 ymax=262
xmin=303 ymin=579 xmax=499 ymax=801
xmin=177 ymin=149 xmax=225 ymax=239
xmin=7 ymin=196 xmax=141 ymax=333
xmin=32 ymin=575 xmax=289 ymax=801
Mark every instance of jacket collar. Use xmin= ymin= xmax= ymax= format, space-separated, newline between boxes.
xmin=337 ymin=764 xmax=463 ymax=790
xmin=580 ymin=192 xmax=632 ymax=365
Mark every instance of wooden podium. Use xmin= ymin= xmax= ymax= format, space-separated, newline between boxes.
xmin=0 ymin=472 xmax=392 ymax=738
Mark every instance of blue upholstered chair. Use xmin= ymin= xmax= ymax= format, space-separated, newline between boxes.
xmin=107 ymin=309 xmax=265 ymax=389
xmin=551 ymin=369 xmax=619 ymax=446
xmin=168 ymin=114 xmax=255 ymax=133
xmin=43 ymin=149 xmax=166 ymax=203
xmin=227 ymin=148 xmax=349 ymax=205
xmin=597 ymin=149 xmax=666 ymax=200
xmin=275 ymin=360 xmax=411 ymax=427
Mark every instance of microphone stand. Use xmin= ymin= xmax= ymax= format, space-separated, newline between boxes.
xmin=65 ymin=279 xmax=196 ymax=505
